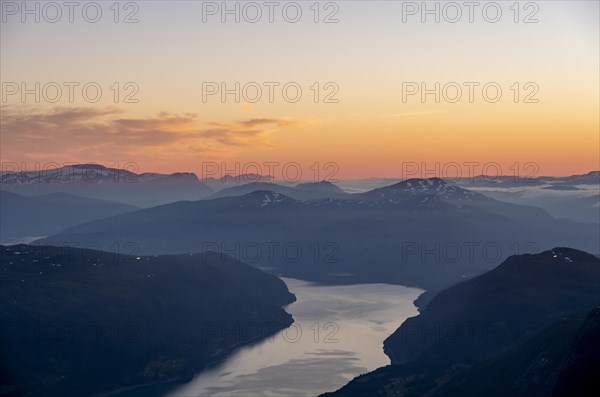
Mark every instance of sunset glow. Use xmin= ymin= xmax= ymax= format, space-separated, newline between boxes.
xmin=1 ymin=1 xmax=598 ymax=178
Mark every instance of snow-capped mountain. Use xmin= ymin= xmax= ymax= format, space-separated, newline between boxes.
xmin=0 ymin=164 xmax=200 ymax=185
xmin=0 ymin=164 xmax=213 ymax=207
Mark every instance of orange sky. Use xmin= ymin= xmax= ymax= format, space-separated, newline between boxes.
xmin=1 ymin=1 xmax=598 ymax=178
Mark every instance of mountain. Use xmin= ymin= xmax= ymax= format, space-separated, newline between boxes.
xmin=208 ymin=182 xmax=297 ymax=200
xmin=321 ymin=248 xmax=600 ymax=397
xmin=551 ymin=171 xmax=600 ymax=185
xmin=424 ymin=307 xmax=600 ymax=397
xmin=335 ymin=178 xmax=403 ymax=193
xmin=0 ymin=164 xmax=213 ymax=207
xmin=295 ymin=181 xmax=347 ymax=195
xmin=35 ymin=179 xmax=600 ymax=290
xmin=452 ymin=172 xmax=599 ymax=223
xmin=453 ymin=175 xmax=545 ymax=188
xmin=384 ymin=247 xmax=600 ymax=364
xmin=202 ymin=174 xmax=274 ymax=191
xmin=351 ymin=177 xmax=546 ymax=214
xmin=452 ymin=171 xmax=599 ymax=189
xmin=0 ymin=244 xmax=295 ymax=397
xmin=543 ymin=194 xmax=600 ymax=224
xmin=463 ymin=187 xmax=599 ymax=224
xmin=0 ymin=191 xmax=138 ymax=244
xmin=209 ymin=181 xmax=348 ymax=200
xmin=551 ymin=307 xmax=600 ymax=397
xmin=0 ymin=164 xmax=201 ymax=186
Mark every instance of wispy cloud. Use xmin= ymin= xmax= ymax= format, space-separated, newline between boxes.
xmin=238 ymin=118 xmax=304 ymax=128
xmin=202 ymin=118 xmax=309 ymax=146
xmin=0 ymin=106 xmax=306 ymax=162
xmin=383 ymin=110 xmax=444 ymax=118
xmin=197 ymin=127 xmax=271 ymax=146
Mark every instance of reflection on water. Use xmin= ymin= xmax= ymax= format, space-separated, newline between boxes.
xmin=169 ymin=278 xmax=423 ymax=397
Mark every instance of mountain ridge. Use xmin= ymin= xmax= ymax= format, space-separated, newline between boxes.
xmin=0 ymin=244 xmax=295 ymax=397
xmin=35 ymin=179 xmax=600 ymax=290
xmin=321 ymin=248 xmax=600 ymax=397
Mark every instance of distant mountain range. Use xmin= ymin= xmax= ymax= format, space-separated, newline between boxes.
xmin=202 ymin=173 xmax=275 ymax=190
xmin=0 ymin=191 xmax=138 ymax=244
xmin=203 ymin=171 xmax=600 ymax=224
xmin=452 ymin=172 xmax=599 ymax=223
xmin=0 ymin=244 xmax=295 ymax=397
xmin=35 ymin=178 xmax=600 ymax=290
xmin=3 ymin=165 xmax=599 ymax=396
xmin=0 ymin=163 xmax=202 ymax=186
xmin=546 ymin=171 xmax=599 ymax=185
xmin=209 ymin=181 xmax=348 ymax=200
xmin=448 ymin=171 xmax=599 ymax=188
xmin=0 ymin=164 xmax=213 ymax=207
xmin=3 ymin=165 xmax=597 ymax=223
xmin=321 ymin=248 xmax=600 ymax=397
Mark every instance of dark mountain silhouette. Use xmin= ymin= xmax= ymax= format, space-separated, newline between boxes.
xmin=0 ymin=191 xmax=138 ymax=243
xmin=321 ymin=248 xmax=600 ymax=397
xmin=551 ymin=307 xmax=600 ymax=397
xmin=384 ymin=248 xmax=600 ymax=364
xmin=0 ymin=244 xmax=295 ymax=397
xmin=425 ymin=307 xmax=600 ymax=397
xmin=0 ymin=164 xmax=213 ymax=207
xmin=36 ymin=179 xmax=599 ymax=290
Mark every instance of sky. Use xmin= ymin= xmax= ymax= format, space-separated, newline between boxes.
xmin=1 ymin=0 xmax=599 ymax=179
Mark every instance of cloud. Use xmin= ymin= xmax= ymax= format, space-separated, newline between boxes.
xmin=383 ymin=110 xmax=444 ymax=118
xmin=202 ymin=118 xmax=308 ymax=146
xmin=197 ymin=128 xmax=270 ymax=146
xmin=112 ymin=112 xmax=200 ymax=132
xmin=1 ymin=107 xmax=181 ymax=148
xmin=238 ymin=118 xmax=304 ymax=128
xmin=0 ymin=106 xmax=306 ymax=162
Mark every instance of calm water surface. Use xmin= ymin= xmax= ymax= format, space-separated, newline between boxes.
xmin=168 ymin=278 xmax=423 ymax=397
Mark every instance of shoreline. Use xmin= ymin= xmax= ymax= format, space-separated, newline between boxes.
xmin=93 ymin=318 xmax=294 ymax=397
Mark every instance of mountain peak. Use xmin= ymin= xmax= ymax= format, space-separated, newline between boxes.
xmin=498 ymin=247 xmax=600 ymax=273
xmin=377 ymin=177 xmax=480 ymax=202
xmin=295 ymin=181 xmax=346 ymax=194
xmin=220 ymin=174 xmax=274 ymax=183
xmin=389 ymin=177 xmax=447 ymax=189
xmin=240 ymin=190 xmax=298 ymax=207
xmin=69 ymin=163 xmax=108 ymax=170
xmin=0 ymin=163 xmax=204 ymax=186
xmin=548 ymin=247 xmax=599 ymax=263
xmin=407 ymin=177 xmax=446 ymax=185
